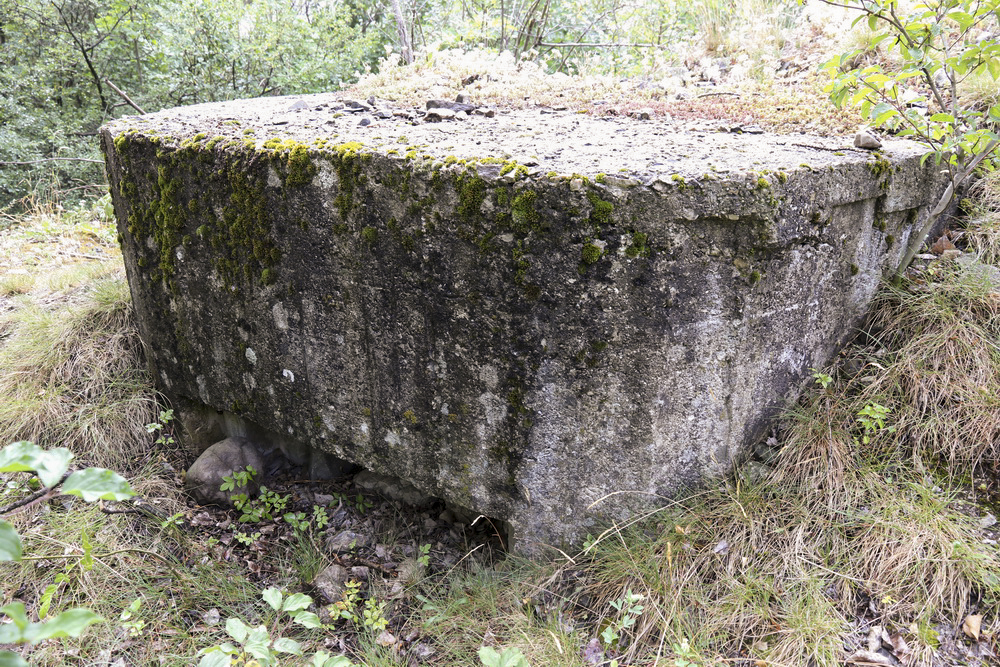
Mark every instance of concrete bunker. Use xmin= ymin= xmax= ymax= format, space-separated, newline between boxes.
xmin=101 ymin=94 xmax=949 ymax=554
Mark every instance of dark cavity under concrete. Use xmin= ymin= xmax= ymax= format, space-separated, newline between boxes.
xmin=101 ymin=93 xmax=948 ymax=554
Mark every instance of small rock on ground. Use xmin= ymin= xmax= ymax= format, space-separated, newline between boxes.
xmin=313 ymin=563 xmax=349 ymax=603
xmin=185 ymin=436 xmax=265 ymax=506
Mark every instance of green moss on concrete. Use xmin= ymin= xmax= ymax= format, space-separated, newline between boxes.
xmin=209 ymin=154 xmax=282 ymax=287
xmin=625 ymin=231 xmax=650 ymax=259
xmin=456 ymin=174 xmax=487 ymax=221
xmin=868 ymin=152 xmax=891 ymax=180
xmin=510 ymin=190 xmax=540 ymax=233
xmin=328 ymin=141 xmax=366 ymax=223
xmin=285 ymin=144 xmax=317 ymax=187
xmin=581 ymin=240 xmax=603 ymax=265
xmin=586 ymin=191 xmax=613 ymax=226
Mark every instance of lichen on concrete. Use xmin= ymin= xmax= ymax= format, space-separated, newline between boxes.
xmin=101 ymin=94 xmax=950 ymax=555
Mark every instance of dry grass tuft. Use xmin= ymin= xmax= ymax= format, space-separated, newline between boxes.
xmin=967 ymin=170 xmax=1000 ymax=265
xmin=570 ymin=217 xmax=1000 ymax=666
xmin=0 ymin=206 xmax=159 ymax=472
xmin=344 ymin=48 xmax=859 ymax=135
xmin=858 ymin=265 xmax=1000 ymax=476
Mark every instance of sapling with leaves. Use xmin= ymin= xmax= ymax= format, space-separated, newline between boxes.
xmin=0 ymin=441 xmax=134 ymax=667
xmin=807 ymin=0 xmax=1000 ymax=279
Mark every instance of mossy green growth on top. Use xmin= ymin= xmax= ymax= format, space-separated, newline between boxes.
xmin=586 ymin=191 xmax=614 ymax=226
xmin=285 ymin=144 xmax=317 ymax=187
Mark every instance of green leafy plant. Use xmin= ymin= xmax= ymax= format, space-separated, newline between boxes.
xmin=856 ymin=402 xmax=894 ymax=444
xmin=0 ymin=441 xmax=134 ymax=666
xmin=145 ymin=409 xmax=176 ymax=447
xmin=332 ymin=580 xmax=388 ymax=633
xmin=671 ymin=637 xmax=702 ymax=667
xmin=119 ymin=598 xmax=146 ymax=637
xmin=311 ymin=504 xmax=330 ymax=530
xmin=221 ymin=466 xmax=294 ymax=525
xmin=810 ymin=368 xmax=834 ymax=390
xmin=330 ymin=491 xmax=374 ymax=514
xmin=197 ymin=587 xmax=355 ymax=667
xmin=600 ymin=589 xmax=645 ymax=652
xmin=810 ymin=0 xmax=1000 ymax=279
xmin=220 ymin=465 xmax=257 ymax=495
xmin=283 ymin=510 xmax=311 ymax=532
xmin=478 ymin=646 xmax=531 ymax=667
xmin=233 ymin=530 xmax=262 ymax=546
xmin=416 ymin=543 xmax=431 ymax=567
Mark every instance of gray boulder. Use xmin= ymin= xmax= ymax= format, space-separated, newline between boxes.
xmin=185 ymin=436 xmax=265 ymax=505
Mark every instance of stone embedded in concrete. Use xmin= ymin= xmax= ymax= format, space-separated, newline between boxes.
xmin=101 ymin=94 xmax=949 ymax=554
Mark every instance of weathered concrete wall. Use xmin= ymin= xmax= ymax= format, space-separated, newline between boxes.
xmin=101 ymin=94 xmax=948 ymax=553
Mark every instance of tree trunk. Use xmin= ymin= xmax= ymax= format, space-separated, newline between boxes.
xmin=391 ymin=0 xmax=412 ymax=64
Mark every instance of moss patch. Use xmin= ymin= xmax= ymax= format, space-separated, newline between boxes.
xmin=586 ymin=191 xmax=613 ymax=226
xmin=581 ymin=240 xmax=603 ymax=265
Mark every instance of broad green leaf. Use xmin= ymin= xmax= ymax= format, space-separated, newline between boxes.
xmin=198 ymin=651 xmax=232 ymax=667
xmin=281 ymin=592 xmax=312 ymax=613
xmin=929 ymin=113 xmax=955 ymax=123
xmin=62 ymin=468 xmax=133 ymax=502
xmin=0 ymin=651 xmax=28 ymax=667
xmin=272 ymin=637 xmax=303 ymax=655
xmin=947 ymin=10 xmax=973 ymax=30
xmin=27 ymin=609 xmax=102 ymax=642
xmin=988 ymin=59 xmax=1000 ymax=80
xmin=38 ymin=582 xmax=59 ymax=619
xmin=479 ymin=647 xmax=502 ymax=667
xmin=320 ymin=658 xmax=356 ymax=667
xmin=81 ymin=528 xmax=93 ymax=571
xmin=864 ymin=72 xmax=890 ymax=88
xmin=292 ymin=610 xmax=322 ymax=629
xmin=0 ymin=521 xmax=22 ymax=561
xmin=0 ymin=442 xmax=72 ymax=488
xmin=243 ymin=626 xmax=273 ymax=660
xmin=870 ymin=101 xmax=897 ymax=126
xmin=262 ymin=587 xmax=283 ymax=611
xmin=313 ymin=653 xmax=356 ymax=667
xmin=225 ymin=617 xmax=250 ymax=643
xmin=0 ymin=603 xmax=29 ymax=631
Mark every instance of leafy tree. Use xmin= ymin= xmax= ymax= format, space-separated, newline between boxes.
xmin=0 ymin=0 xmax=389 ymax=210
xmin=811 ymin=0 xmax=1000 ymax=279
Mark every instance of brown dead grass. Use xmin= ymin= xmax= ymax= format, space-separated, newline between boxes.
xmin=0 ymin=205 xmax=160 ymax=472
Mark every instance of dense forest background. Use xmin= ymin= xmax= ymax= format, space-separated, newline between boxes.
xmin=0 ymin=0 xmax=799 ymax=209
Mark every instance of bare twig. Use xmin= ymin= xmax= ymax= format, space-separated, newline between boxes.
xmin=104 ymin=79 xmax=146 ymax=114
xmin=0 ymin=472 xmax=71 ymax=515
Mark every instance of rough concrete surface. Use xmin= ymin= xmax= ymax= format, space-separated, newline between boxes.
xmin=101 ymin=93 xmax=949 ymax=553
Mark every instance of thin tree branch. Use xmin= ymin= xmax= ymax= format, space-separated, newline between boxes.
xmin=897 ymin=137 xmax=1000 ymax=278
xmin=104 ymin=78 xmax=145 ymax=114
